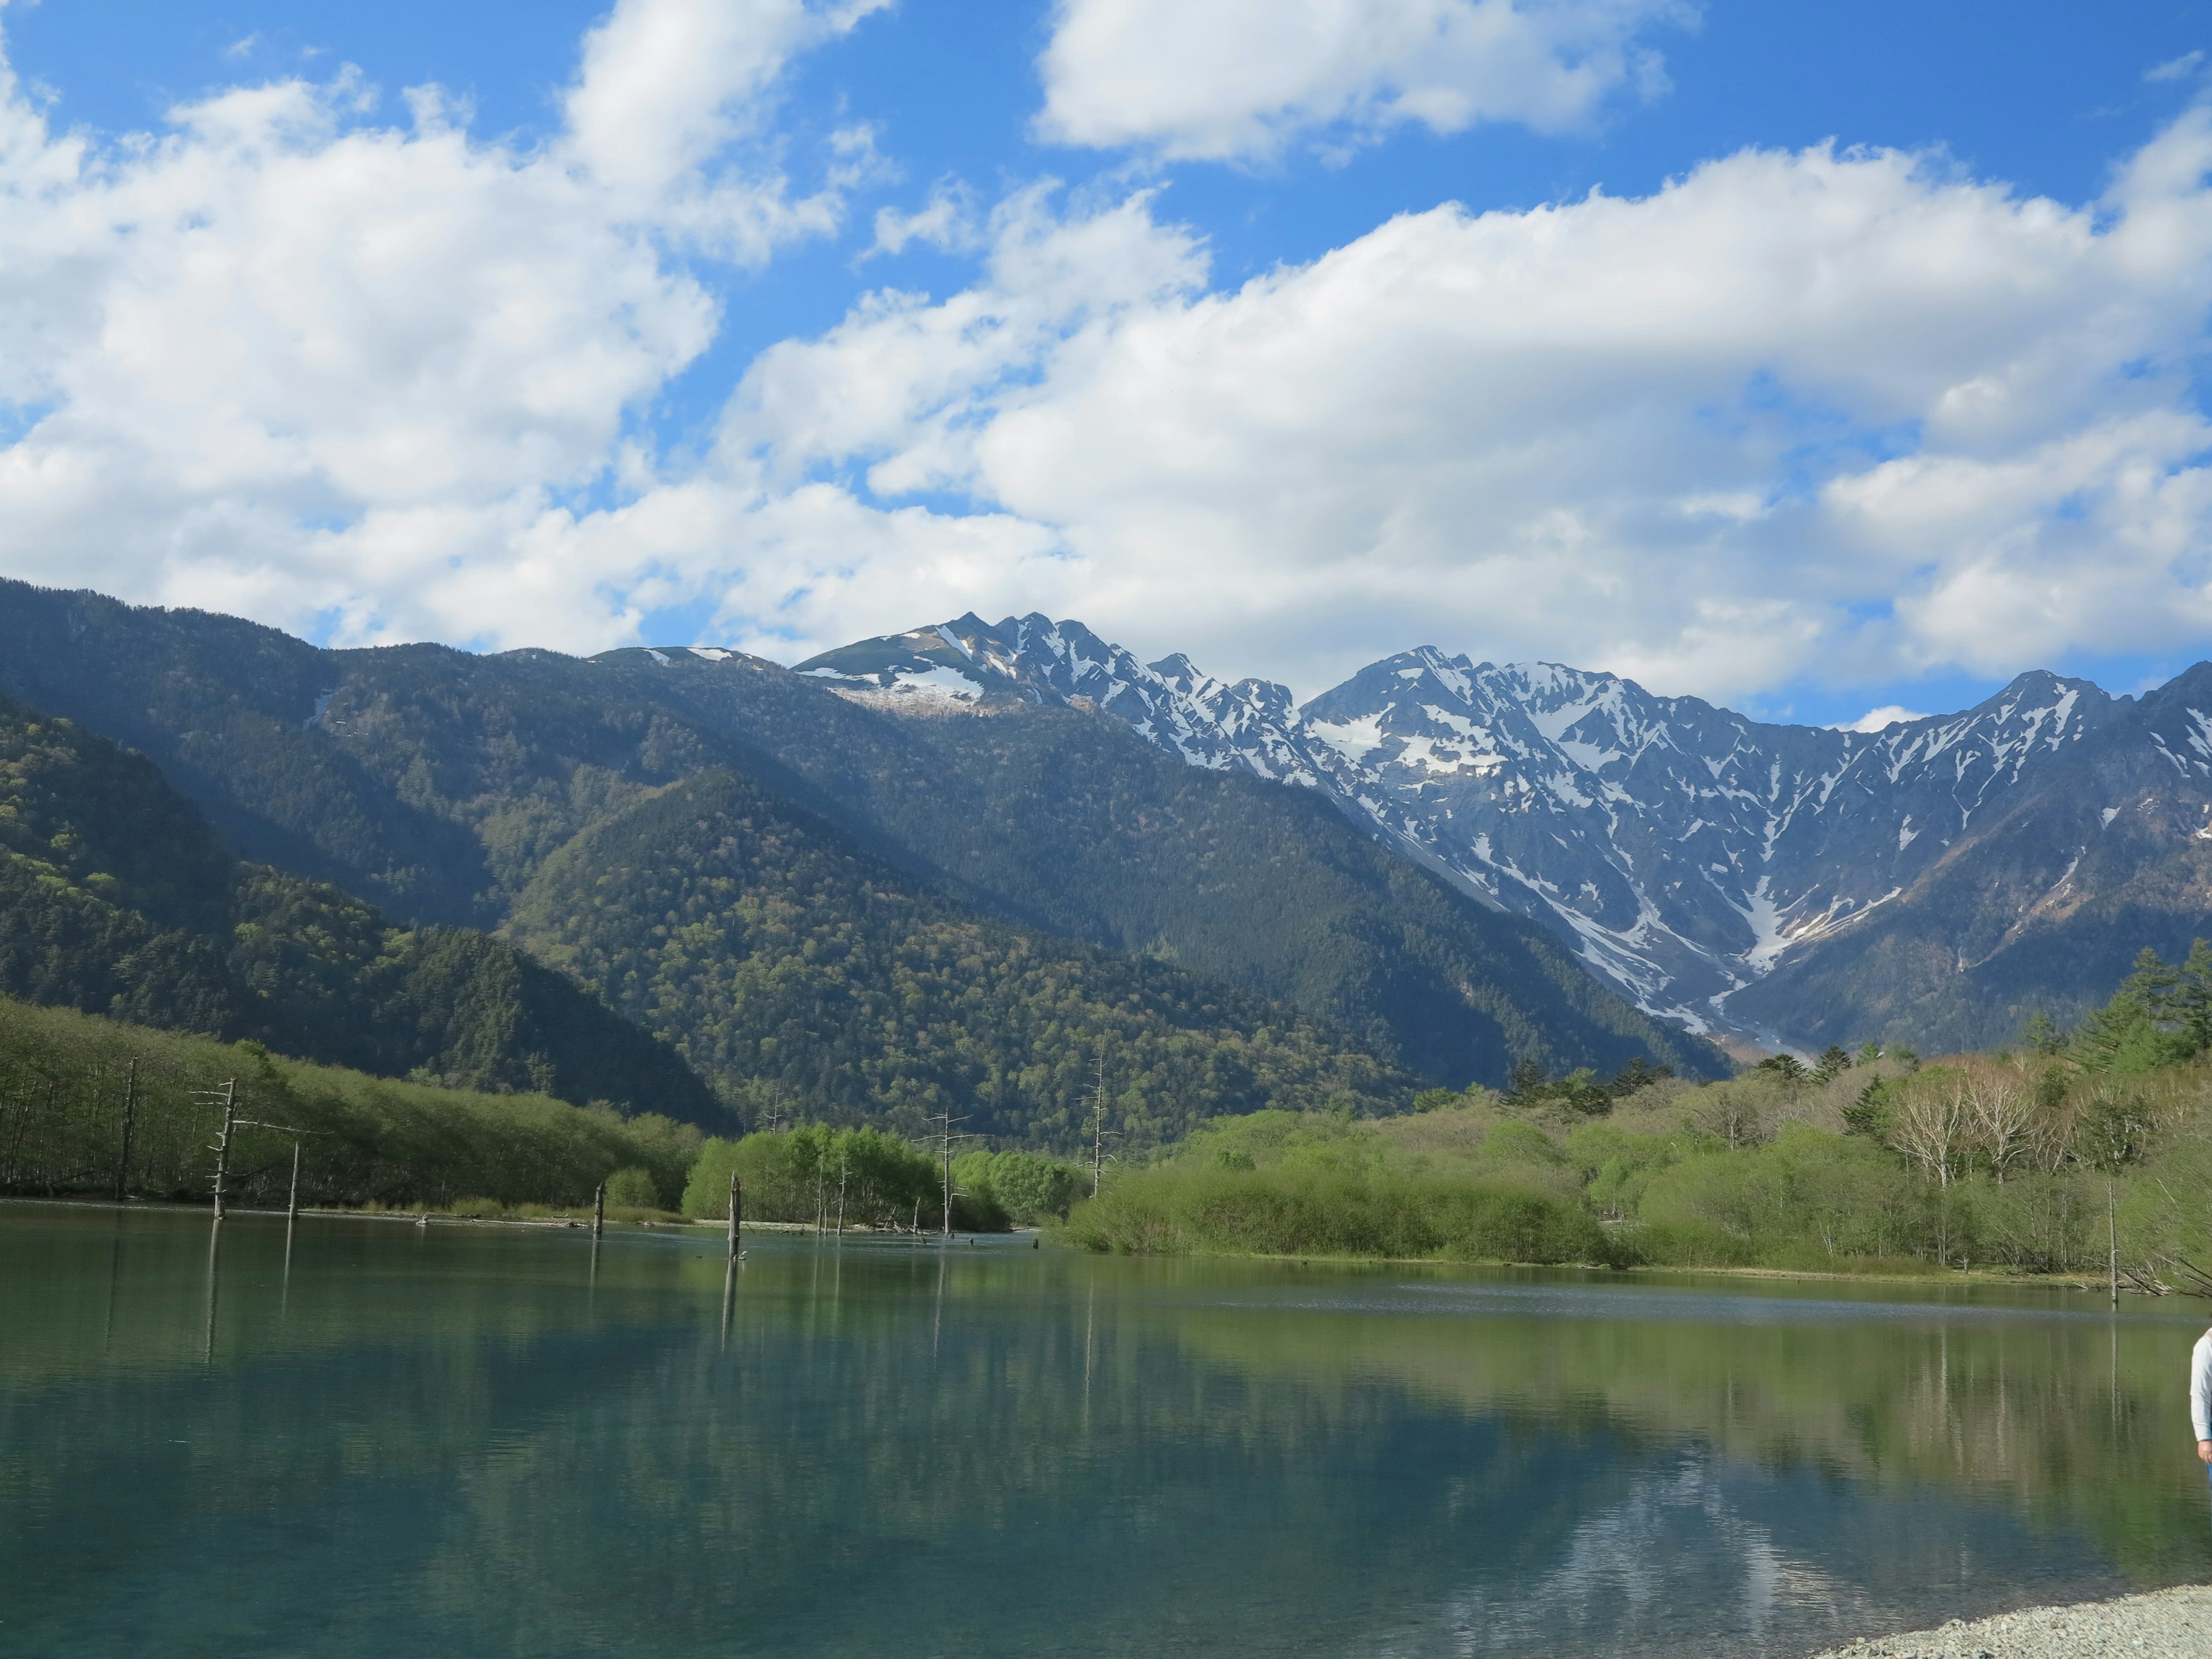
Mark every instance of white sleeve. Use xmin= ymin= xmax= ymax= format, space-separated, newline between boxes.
xmin=2195 ymin=1334 xmax=2212 ymax=1443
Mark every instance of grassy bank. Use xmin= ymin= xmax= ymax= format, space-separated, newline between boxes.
xmin=0 ymin=994 xmax=702 ymax=1211
xmin=1060 ymin=1040 xmax=2212 ymax=1277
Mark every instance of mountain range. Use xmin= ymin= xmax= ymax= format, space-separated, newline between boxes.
xmin=0 ymin=580 xmax=1722 ymax=1149
xmin=796 ymin=613 xmax=2212 ymax=1054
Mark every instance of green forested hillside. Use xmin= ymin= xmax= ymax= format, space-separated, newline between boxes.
xmin=510 ymin=770 xmax=1409 ymax=1146
xmin=572 ymin=656 xmax=1722 ymax=1086
xmin=0 ymin=995 xmax=701 ymax=1210
xmin=0 ymin=694 xmax=718 ymax=1123
xmin=0 ymin=579 xmax=1725 ymax=1141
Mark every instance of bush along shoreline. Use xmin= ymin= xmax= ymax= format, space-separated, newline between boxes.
xmin=0 ymin=994 xmax=703 ymax=1215
xmin=1057 ymin=946 xmax=2212 ymax=1279
xmin=16 ymin=945 xmax=2212 ymax=1287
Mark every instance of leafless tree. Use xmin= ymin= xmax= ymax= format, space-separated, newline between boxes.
xmin=1960 ymin=1058 xmax=2037 ymax=1182
xmin=1888 ymin=1073 xmax=1969 ymax=1187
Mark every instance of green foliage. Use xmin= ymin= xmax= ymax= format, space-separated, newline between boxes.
xmin=0 ymin=694 xmax=718 ymax=1123
xmin=1061 ymin=1162 xmax=1613 ymax=1264
xmin=0 ymin=581 xmax=1730 ymax=1142
xmin=603 ymin=1166 xmax=662 ymax=1210
xmin=1505 ymin=1060 xmax=1616 ymax=1116
xmin=1633 ymin=1125 xmax=1937 ymax=1267
xmin=968 ymin=1148 xmax=1082 ymax=1223
xmin=2067 ymin=944 xmax=2212 ymax=1074
xmin=681 ymin=1125 xmax=1005 ymax=1230
xmin=1060 ymin=947 xmax=2212 ymax=1275
xmin=0 ymin=994 xmax=699 ymax=1208
xmin=510 ymin=770 xmax=1414 ymax=1148
xmin=1754 ymin=1052 xmax=1809 ymax=1089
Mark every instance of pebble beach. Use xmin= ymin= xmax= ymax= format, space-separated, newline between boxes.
xmin=1804 ymin=1585 xmax=2212 ymax=1659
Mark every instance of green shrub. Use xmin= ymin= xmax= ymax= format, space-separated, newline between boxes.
xmin=1059 ymin=1162 xmax=1611 ymax=1264
xmin=683 ymin=1126 xmax=1009 ymax=1231
xmin=603 ymin=1166 xmax=662 ymax=1210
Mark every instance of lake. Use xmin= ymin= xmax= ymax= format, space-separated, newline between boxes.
xmin=2 ymin=1203 xmax=2207 ymax=1658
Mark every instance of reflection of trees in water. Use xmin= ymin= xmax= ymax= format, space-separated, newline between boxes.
xmin=0 ymin=1218 xmax=2199 ymax=1656
xmin=1167 ymin=1285 xmax=2210 ymax=1584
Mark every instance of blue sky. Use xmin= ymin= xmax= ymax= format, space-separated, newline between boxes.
xmin=3 ymin=0 xmax=2211 ymax=724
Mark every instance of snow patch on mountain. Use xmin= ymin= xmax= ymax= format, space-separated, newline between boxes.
xmin=797 ymin=618 xmax=2136 ymax=1041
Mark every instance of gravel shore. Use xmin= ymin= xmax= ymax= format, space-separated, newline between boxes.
xmin=1803 ymin=1585 xmax=2212 ymax=1658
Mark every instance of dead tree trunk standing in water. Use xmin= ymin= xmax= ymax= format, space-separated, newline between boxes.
xmin=726 ymin=1173 xmax=743 ymax=1260
xmin=112 ymin=1058 xmax=137 ymax=1202
xmin=2108 ymin=1181 xmax=2119 ymax=1309
xmin=194 ymin=1080 xmax=238 ymax=1222
xmin=935 ymin=1108 xmax=973 ymax=1240
xmin=593 ymin=1181 xmax=606 ymax=1238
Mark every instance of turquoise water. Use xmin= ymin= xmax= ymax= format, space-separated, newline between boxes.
xmin=2 ymin=1203 xmax=2209 ymax=1657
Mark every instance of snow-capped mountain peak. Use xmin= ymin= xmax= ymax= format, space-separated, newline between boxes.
xmin=799 ymin=616 xmax=2174 ymax=1045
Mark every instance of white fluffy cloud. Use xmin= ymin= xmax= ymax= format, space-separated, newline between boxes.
xmin=683 ymin=113 xmax=2212 ymax=700
xmin=1034 ymin=0 xmax=1690 ymax=162
xmin=5 ymin=5 xmax=2212 ymax=707
xmin=0 ymin=0 xmax=878 ymax=650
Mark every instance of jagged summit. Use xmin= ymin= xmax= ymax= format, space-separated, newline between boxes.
xmin=805 ymin=612 xmax=2206 ymax=1048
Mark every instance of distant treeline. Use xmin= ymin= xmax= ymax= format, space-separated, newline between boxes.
xmin=680 ymin=1126 xmax=1084 ymax=1232
xmin=1063 ymin=946 xmax=2212 ymax=1278
xmin=0 ymin=996 xmax=700 ymax=1212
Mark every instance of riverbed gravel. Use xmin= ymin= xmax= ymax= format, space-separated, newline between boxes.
xmin=1802 ymin=1585 xmax=2212 ymax=1658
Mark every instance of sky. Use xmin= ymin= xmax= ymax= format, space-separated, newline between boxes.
xmin=2 ymin=1 xmax=2212 ymax=725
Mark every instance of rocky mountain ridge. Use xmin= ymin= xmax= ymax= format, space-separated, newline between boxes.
xmin=0 ymin=579 xmax=1725 ymax=1142
xmin=797 ymin=616 xmax=2212 ymax=1050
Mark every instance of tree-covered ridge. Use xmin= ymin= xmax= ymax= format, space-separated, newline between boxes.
xmin=0 ymin=995 xmax=700 ymax=1210
xmin=0 ymin=694 xmax=718 ymax=1123
xmin=589 ymin=657 xmax=1728 ymax=1086
xmin=0 ymin=578 xmax=1724 ymax=1131
xmin=509 ymin=769 xmax=1414 ymax=1147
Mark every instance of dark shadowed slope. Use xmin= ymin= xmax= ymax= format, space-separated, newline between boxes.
xmin=0 ymin=690 xmax=719 ymax=1123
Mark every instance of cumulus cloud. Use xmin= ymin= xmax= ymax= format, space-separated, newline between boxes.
xmin=0 ymin=0 xmax=877 ymax=651
xmin=676 ymin=113 xmax=2212 ymax=701
xmin=1034 ymin=0 xmax=1691 ymax=163
xmin=8 ymin=4 xmax=2212 ymax=709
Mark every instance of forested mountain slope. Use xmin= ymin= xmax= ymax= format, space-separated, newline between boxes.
xmin=509 ymin=768 xmax=1411 ymax=1144
xmin=590 ymin=657 xmax=1718 ymax=1088
xmin=0 ymin=691 xmax=718 ymax=1123
xmin=0 ymin=581 xmax=1724 ymax=1119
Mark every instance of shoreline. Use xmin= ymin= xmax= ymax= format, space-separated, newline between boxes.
xmin=0 ymin=1195 xmax=1027 ymax=1240
xmin=1801 ymin=1585 xmax=2212 ymax=1657
xmin=1061 ymin=1238 xmax=2166 ymax=1294
xmin=0 ymin=1199 xmax=2188 ymax=1291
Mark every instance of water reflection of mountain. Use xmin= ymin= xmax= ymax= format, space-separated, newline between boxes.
xmin=0 ymin=1212 xmax=2199 ymax=1658
xmin=1162 ymin=1270 xmax=2210 ymax=1588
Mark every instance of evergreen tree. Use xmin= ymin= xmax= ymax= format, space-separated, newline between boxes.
xmin=2069 ymin=946 xmax=2196 ymax=1074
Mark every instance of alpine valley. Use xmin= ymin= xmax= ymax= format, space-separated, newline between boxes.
xmin=12 ymin=580 xmax=2203 ymax=1144
xmin=0 ymin=580 xmax=1724 ymax=1147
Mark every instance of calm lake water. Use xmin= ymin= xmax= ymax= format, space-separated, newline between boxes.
xmin=2 ymin=1205 xmax=2209 ymax=1658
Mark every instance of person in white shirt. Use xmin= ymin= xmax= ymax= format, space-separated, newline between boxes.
xmin=2196 ymin=1324 xmax=2212 ymax=1512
